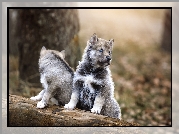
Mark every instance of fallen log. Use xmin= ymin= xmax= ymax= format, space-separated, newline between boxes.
xmin=8 ymin=94 xmax=140 ymax=126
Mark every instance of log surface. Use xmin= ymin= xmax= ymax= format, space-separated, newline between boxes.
xmin=8 ymin=94 xmax=140 ymax=126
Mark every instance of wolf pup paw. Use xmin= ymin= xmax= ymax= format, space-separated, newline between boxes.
xmin=64 ymin=103 xmax=75 ymax=110
xmin=37 ymin=101 xmax=46 ymax=108
xmin=91 ymin=107 xmax=101 ymax=114
xmin=30 ymin=96 xmax=41 ymax=101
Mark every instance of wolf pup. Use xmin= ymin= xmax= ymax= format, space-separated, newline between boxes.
xmin=30 ymin=46 xmax=74 ymax=108
xmin=64 ymin=33 xmax=121 ymax=119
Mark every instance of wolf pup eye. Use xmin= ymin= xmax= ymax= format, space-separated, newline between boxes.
xmin=99 ymin=48 xmax=103 ymax=53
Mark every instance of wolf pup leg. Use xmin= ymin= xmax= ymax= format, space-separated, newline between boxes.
xmin=30 ymin=89 xmax=45 ymax=101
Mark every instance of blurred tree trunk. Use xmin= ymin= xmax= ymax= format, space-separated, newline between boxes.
xmin=161 ymin=9 xmax=171 ymax=53
xmin=9 ymin=9 xmax=19 ymax=56
xmin=16 ymin=9 xmax=80 ymax=87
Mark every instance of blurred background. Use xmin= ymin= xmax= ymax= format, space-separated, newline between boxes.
xmin=7 ymin=3 xmax=171 ymax=126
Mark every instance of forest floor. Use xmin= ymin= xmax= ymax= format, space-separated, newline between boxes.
xmin=9 ymin=8 xmax=171 ymax=126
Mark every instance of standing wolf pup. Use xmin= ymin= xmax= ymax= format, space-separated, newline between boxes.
xmin=65 ymin=33 xmax=121 ymax=119
xmin=30 ymin=46 xmax=74 ymax=108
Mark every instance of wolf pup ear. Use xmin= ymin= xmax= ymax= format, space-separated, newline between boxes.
xmin=40 ymin=46 xmax=46 ymax=55
xmin=41 ymin=46 xmax=46 ymax=51
xmin=109 ymin=39 xmax=114 ymax=46
xmin=89 ymin=33 xmax=98 ymax=44
xmin=60 ymin=50 xmax=65 ymax=59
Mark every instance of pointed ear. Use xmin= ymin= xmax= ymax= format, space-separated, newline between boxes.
xmin=40 ymin=46 xmax=46 ymax=55
xmin=89 ymin=33 xmax=98 ymax=44
xmin=109 ymin=39 xmax=114 ymax=46
xmin=41 ymin=46 xmax=46 ymax=51
xmin=60 ymin=50 xmax=65 ymax=59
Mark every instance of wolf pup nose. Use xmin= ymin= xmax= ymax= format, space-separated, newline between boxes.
xmin=64 ymin=33 xmax=121 ymax=119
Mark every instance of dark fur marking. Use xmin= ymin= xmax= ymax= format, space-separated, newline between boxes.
xmin=47 ymin=79 xmax=52 ymax=85
xmin=75 ymin=80 xmax=98 ymax=110
xmin=93 ymin=68 xmax=107 ymax=79
xmin=78 ymin=63 xmax=93 ymax=76
xmin=91 ymin=82 xmax=105 ymax=93
xmin=51 ymin=51 xmax=74 ymax=76
xmin=78 ymin=61 xmax=107 ymax=80
xmin=39 ymin=67 xmax=44 ymax=74
xmin=75 ymin=80 xmax=84 ymax=88
xmin=79 ymin=87 xmax=96 ymax=110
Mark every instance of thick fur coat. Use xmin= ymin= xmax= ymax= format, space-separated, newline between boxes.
xmin=30 ymin=47 xmax=74 ymax=108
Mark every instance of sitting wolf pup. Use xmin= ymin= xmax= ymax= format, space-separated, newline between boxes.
xmin=64 ymin=33 xmax=121 ymax=119
xmin=30 ymin=46 xmax=74 ymax=108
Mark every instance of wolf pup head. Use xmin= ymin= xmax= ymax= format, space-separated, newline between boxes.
xmin=39 ymin=46 xmax=66 ymax=68
xmin=40 ymin=46 xmax=65 ymax=59
xmin=87 ymin=33 xmax=114 ymax=68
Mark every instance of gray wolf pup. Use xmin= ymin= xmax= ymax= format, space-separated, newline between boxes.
xmin=64 ymin=33 xmax=121 ymax=119
xmin=30 ymin=46 xmax=74 ymax=108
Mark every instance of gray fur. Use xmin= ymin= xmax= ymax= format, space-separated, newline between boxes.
xmin=30 ymin=46 xmax=74 ymax=108
xmin=65 ymin=33 xmax=121 ymax=119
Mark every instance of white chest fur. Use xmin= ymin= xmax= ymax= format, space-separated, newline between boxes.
xmin=83 ymin=75 xmax=95 ymax=93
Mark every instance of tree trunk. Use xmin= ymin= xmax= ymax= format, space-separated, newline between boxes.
xmin=161 ymin=9 xmax=171 ymax=53
xmin=16 ymin=9 xmax=80 ymax=87
xmin=9 ymin=9 xmax=19 ymax=56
